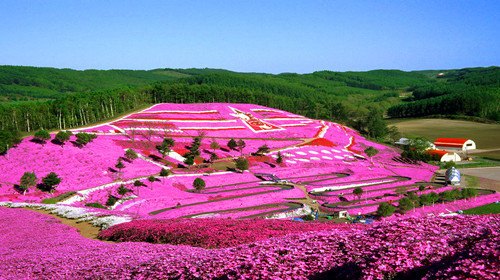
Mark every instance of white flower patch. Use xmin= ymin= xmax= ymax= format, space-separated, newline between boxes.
xmin=310 ymin=157 xmax=321 ymax=161
xmin=0 ymin=202 xmax=131 ymax=229
xmin=321 ymin=150 xmax=331 ymax=154
xmin=331 ymin=149 xmax=341 ymax=153
xmin=265 ymin=205 xmax=312 ymax=219
xmin=283 ymin=153 xmax=295 ymax=157
xmin=308 ymin=151 xmax=319 ymax=155
xmin=297 ymin=158 xmax=310 ymax=162
xmin=296 ymin=151 xmax=307 ymax=156
xmin=334 ymin=155 xmax=344 ymax=160
xmin=322 ymin=156 xmax=333 ymax=160
xmin=285 ymin=160 xmax=297 ymax=164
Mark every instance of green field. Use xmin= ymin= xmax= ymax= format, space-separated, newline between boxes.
xmin=388 ymin=118 xmax=500 ymax=159
xmin=463 ymin=203 xmax=500 ymax=215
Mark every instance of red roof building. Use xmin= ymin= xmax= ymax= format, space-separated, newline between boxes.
xmin=427 ymin=149 xmax=461 ymax=162
xmin=434 ymin=138 xmax=476 ymax=151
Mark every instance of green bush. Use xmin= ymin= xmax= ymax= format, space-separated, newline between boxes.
xmin=364 ymin=146 xmax=379 ymax=157
xmin=105 ymin=195 xmax=119 ymax=207
xmin=193 ymin=178 xmax=206 ymax=191
xmin=377 ymin=202 xmax=396 ymax=217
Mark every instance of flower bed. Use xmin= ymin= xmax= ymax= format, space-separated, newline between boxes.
xmin=1 ymin=206 xmax=498 ymax=279
xmin=98 ymin=218 xmax=350 ymax=248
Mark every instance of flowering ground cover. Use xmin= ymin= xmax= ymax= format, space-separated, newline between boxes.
xmin=1 ymin=206 xmax=498 ymax=279
xmin=1 ymin=103 xmax=495 ymax=221
xmin=98 ymin=218 xmax=350 ymax=248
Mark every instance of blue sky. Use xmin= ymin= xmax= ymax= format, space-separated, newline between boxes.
xmin=0 ymin=0 xmax=498 ymax=73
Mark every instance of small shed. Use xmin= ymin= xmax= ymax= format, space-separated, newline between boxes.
xmin=427 ymin=149 xmax=461 ymax=162
xmin=434 ymin=138 xmax=476 ymax=152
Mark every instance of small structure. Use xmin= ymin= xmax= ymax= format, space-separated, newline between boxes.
xmin=434 ymin=138 xmax=476 ymax=152
xmin=427 ymin=149 xmax=462 ymax=162
xmin=395 ymin=137 xmax=436 ymax=149
xmin=445 ymin=167 xmax=461 ymax=186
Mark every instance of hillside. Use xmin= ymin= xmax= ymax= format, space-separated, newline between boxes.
xmin=0 ymin=66 xmax=190 ymax=101
xmin=0 ymin=66 xmax=498 ymax=137
xmin=388 ymin=67 xmax=500 ymax=121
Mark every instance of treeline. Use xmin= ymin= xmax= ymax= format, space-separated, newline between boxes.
xmin=388 ymin=67 xmax=500 ymax=121
xmin=0 ymin=66 xmax=188 ymax=101
xmin=0 ymin=88 xmax=149 ymax=132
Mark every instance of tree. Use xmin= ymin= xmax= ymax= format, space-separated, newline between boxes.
xmin=364 ymin=146 xmax=379 ymax=157
xmin=75 ymin=132 xmax=97 ymax=146
xmin=0 ymin=129 xmax=21 ymax=155
xmin=276 ymin=151 xmax=283 ymax=164
xmin=401 ymin=137 xmax=434 ymax=162
xmin=364 ymin=107 xmax=388 ymax=139
xmin=418 ymin=185 xmax=426 ymax=195
xmin=125 ymin=149 xmax=138 ymax=161
xmin=106 ymin=195 xmax=118 ymax=207
xmin=237 ymin=139 xmax=246 ymax=155
xmin=156 ymin=137 xmax=175 ymax=158
xmin=377 ymin=202 xmax=396 ymax=217
xmin=41 ymin=172 xmax=61 ymax=192
xmin=193 ymin=178 xmax=206 ymax=191
xmin=210 ymin=153 xmax=218 ymax=162
xmin=117 ymin=184 xmax=131 ymax=196
xmin=235 ymin=157 xmax=249 ymax=171
xmin=133 ymin=180 xmax=144 ymax=187
xmin=183 ymin=155 xmax=195 ymax=166
xmin=398 ymin=197 xmax=414 ymax=213
xmin=33 ymin=129 xmax=51 ymax=144
xmin=115 ymin=158 xmax=125 ymax=176
xmin=210 ymin=139 xmax=220 ymax=153
xmin=227 ymin=138 xmax=237 ymax=150
xmin=19 ymin=171 xmax=37 ymax=194
xmin=256 ymin=144 xmax=270 ymax=156
xmin=147 ymin=176 xmax=156 ymax=183
xmin=55 ymin=131 xmax=70 ymax=145
xmin=353 ymin=187 xmax=364 ymax=201
xmin=159 ymin=168 xmax=171 ymax=177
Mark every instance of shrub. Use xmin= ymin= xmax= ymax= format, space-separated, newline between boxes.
xmin=398 ymin=197 xmax=415 ymax=213
xmin=193 ymin=178 xmax=206 ymax=191
xmin=364 ymin=146 xmax=379 ymax=157
xmin=19 ymin=171 xmax=37 ymax=194
xmin=117 ymin=184 xmax=131 ymax=196
xmin=159 ymin=168 xmax=171 ymax=177
xmin=40 ymin=172 xmax=61 ymax=192
xmin=147 ymin=176 xmax=156 ymax=183
xmin=353 ymin=187 xmax=364 ymax=200
xmin=377 ymin=202 xmax=396 ymax=217
xmin=227 ymin=138 xmax=237 ymax=150
xmin=276 ymin=151 xmax=283 ymax=164
xmin=256 ymin=144 xmax=270 ymax=155
xmin=105 ymin=195 xmax=119 ymax=207
xmin=125 ymin=149 xmax=138 ymax=160
xmin=75 ymin=132 xmax=97 ymax=146
xmin=55 ymin=131 xmax=70 ymax=145
xmin=235 ymin=157 xmax=249 ymax=171
xmin=33 ymin=130 xmax=51 ymax=143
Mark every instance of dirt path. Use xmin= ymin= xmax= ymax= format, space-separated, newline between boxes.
xmin=21 ymin=208 xmax=103 ymax=240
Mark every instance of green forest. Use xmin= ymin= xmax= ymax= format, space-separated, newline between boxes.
xmin=0 ymin=65 xmax=498 ymax=144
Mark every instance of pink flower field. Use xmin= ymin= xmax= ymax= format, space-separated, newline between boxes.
xmin=0 ymin=103 xmax=499 ymax=278
xmin=1 ymin=206 xmax=498 ymax=279
xmin=1 ymin=103 xmax=496 ymax=220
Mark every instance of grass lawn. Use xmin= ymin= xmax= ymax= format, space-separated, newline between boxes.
xmin=388 ymin=118 xmax=500 ymax=159
xmin=463 ymin=202 xmax=500 ymax=215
